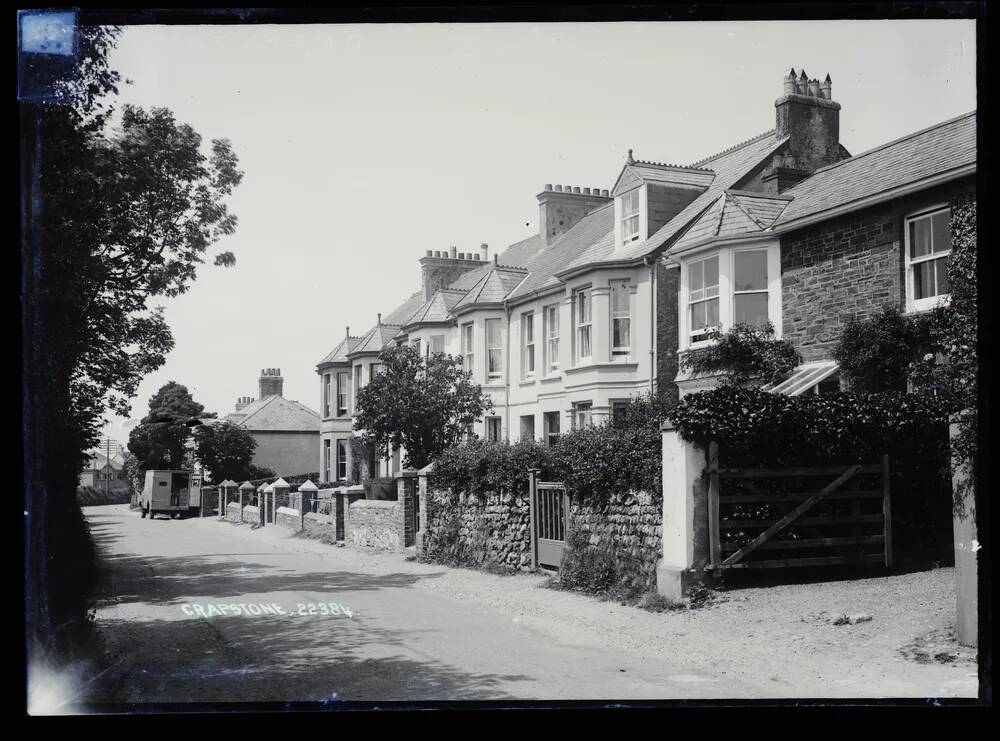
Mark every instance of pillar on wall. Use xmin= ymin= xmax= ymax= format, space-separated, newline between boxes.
xmin=239 ymin=480 xmax=254 ymax=513
xmin=416 ymin=463 xmax=433 ymax=556
xmin=657 ymin=421 xmax=710 ymax=601
xmin=396 ymin=469 xmax=419 ymax=548
xmin=298 ymin=479 xmax=318 ymax=531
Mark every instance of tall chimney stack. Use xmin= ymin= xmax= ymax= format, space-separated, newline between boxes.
xmin=536 ymin=184 xmax=612 ymax=247
xmin=259 ymin=367 xmax=284 ymax=399
xmin=480 ymin=243 xmax=489 ymax=262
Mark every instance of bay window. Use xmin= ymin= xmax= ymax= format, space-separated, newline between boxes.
xmin=573 ymin=401 xmax=592 ymax=430
xmin=336 ymin=371 xmax=348 ymax=417
xmin=610 ymin=279 xmax=631 ymax=356
xmin=905 ymin=206 xmax=951 ymax=312
xmin=486 ymin=318 xmax=503 ymax=381
xmin=336 ymin=439 xmax=348 ymax=481
xmin=574 ymin=287 xmax=592 ymax=362
xmin=544 ymin=304 xmax=560 ymax=374
xmin=522 ymin=312 xmax=535 ymax=378
xmin=462 ymin=322 xmax=474 ymax=373
xmin=430 ymin=335 xmax=445 ymax=355
xmin=682 ymin=242 xmax=781 ymax=350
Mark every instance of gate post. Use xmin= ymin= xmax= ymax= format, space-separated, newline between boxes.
xmin=415 ymin=463 xmax=433 ymax=556
xmin=298 ymin=480 xmax=317 ymax=533
xmin=657 ymin=421 xmax=710 ymax=601
xmin=951 ymin=413 xmax=977 ymax=648
xmin=217 ymin=485 xmax=224 ymax=520
xmin=396 ymin=469 xmax=418 ymax=548
xmin=528 ymin=468 xmax=540 ymax=570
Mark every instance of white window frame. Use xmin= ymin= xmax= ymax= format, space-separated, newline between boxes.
xmin=521 ymin=312 xmax=535 ymax=379
xmin=543 ymin=303 xmax=560 ymax=375
xmin=411 ymin=338 xmax=422 ymax=357
xmin=520 ymin=414 xmax=535 ymax=442
xmin=610 ymin=279 xmax=632 ymax=358
xmin=904 ymin=205 xmax=952 ymax=314
xmin=323 ymin=373 xmax=332 ymax=417
xmin=353 ymin=364 xmax=362 ymax=411
xmin=486 ymin=318 xmax=503 ymax=381
xmin=574 ymin=287 xmax=592 ymax=363
xmin=323 ymin=439 xmax=331 ymax=483
xmin=573 ymin=401 xmax=593 ymax=430
xmin=336 ymin=371 xmax=349 ymax=417
xmin=429 ymin=335 xmax=445 ymax=355
xmin=369 ymin=362 xmax=382 ymax=379
xmin=462 ymin=322 xmax=474 ymax=375
xmin=680 ymin=241 xmax=782 ymax=351
xmin=620 ymin=188 xmax=641 ymax=244
xmin=336 ymin=439 xmax=348 ymax=481
xmin=543 ymin=411 xmax=560 ymax=447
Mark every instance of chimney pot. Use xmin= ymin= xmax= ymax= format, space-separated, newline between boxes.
xmin=602 ymin=189 xmax=609 ymax=197
xmin=554 ymin=185 xmax=563 ymax=192
xmin=583 ymin=187 xmax=591 ymax=195
xmin=449 ymin=245 xmax=457 ymax=259
xmin=480 ymin=243 xmax=489 ymax=261
xmin=425 ymin=250 xmax=433 ymax=257
xmin=458 ymin=252 xmax=465 ymax=260
xmin=572 ymin=186 xmax=581 ymax=194
xmin=544 ymin=183 xmax=552 ymax=191
xmin=493 ymin=254 xmax=498 ymax=264
xmin=377 ymin=312 xmax=382 ymax=325
xmin=808 ymin=79 xmax=820 ymax=97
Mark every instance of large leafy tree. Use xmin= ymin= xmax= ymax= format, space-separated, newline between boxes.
xmin=193 ymin=421 xmax=258 ymax=484
xmin=128 ymin=382 xmax=213 ymax=469
xmin=23 ymin=24 xmax=242 ymax=656
xmin=354 ymin=345 xmax=493 ymax=470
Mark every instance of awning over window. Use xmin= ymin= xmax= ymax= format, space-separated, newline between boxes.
xmin=764 ymin=361 xmax=839 ymax=396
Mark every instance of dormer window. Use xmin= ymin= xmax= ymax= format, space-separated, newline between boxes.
xmin=621 ymin=189 xmax=641 ymax=244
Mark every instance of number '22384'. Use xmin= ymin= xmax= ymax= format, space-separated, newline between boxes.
xmin=296 ymin=602 xmax=353 ymax=618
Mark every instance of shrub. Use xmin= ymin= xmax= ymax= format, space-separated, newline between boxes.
xmin=556 ymin=529 xmax=620 ymax=595
xmin=680 ymin=322 xmax=800 ymax=386
xmin=833 ymin=305 xmax=942 ymax=393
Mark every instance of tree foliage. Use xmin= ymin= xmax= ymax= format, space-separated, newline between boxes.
xmin=193 ymin=420 xmax=258 ymax=484
xmin=679 ymin=322 xmax=800 ymax=386
xmin=354 ymin=344 xmax=493 ymax=470
xmin=127 ymin=382 xmax=210 ymax=469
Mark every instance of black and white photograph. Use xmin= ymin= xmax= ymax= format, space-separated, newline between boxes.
xmin=20 ymin=6 xmax=988 ymax=714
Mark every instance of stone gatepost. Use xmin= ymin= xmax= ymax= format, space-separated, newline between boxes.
xmin=396 ymin=469 xmax=418 ymax=548
xmin=239 ymin=480 xmax=254 ymax=514
xmin=263 ymin=482 xmax=275 ymax=525
xmin=416 ymin=463 xmax=433 ymax=556
xmin=220 ymin=480 xmax=238 ymax=521
xmin=345 ymin=484 xmax=365 ymax=540
xmin=256 ymin=483 xmax=268 ymax=525
xmin=951 ymin=414 xmax=978 ymax=648
xmin=298 ymin=479 xmax=318 ymax=532
xmin=657 ymin=421 xmax=710 ymax=601
xmin=272 ymin=477 xmax=289 ymax=515
xmin=217 ymin=484 xmax=225 ymax=520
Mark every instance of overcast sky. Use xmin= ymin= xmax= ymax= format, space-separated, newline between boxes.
xmin=100 ymin=19 xmax=977 ymax=442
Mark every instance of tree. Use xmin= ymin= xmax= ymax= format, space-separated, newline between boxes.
xmin=128 ymin=382 xmax=211 ymax=469
xmin=193 ymin=421 xmax=258 ymax=484
xmin=22 ymin=24 xmax=242 ymax=657
xmin=354 ymin=345 xmax=493 ymax=469
xmin=680 ymin=322 xmax=800 ymax=387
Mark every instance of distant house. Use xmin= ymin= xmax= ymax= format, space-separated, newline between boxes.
xmin=79 ymin=445 xmax=129 ymax=491
xmin=212 ymin=368 xmax=320 ymax=476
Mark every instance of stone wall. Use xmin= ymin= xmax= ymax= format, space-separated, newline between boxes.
xmin=303 ymin=512 xmax=334 ymax=538
xmin=569 ymin=491 xmax=662 ymax=593
xmin=655 ymin=261 xmax=680 ymax=404
xmin=780 ymin=178 xmax=973 ymax=362
xmin=242 ymin=504 xmax=260 ymax=525
xmin=421 ymin=489 xmax=533 ymax=570
xmin=275 ymin=506 xmax=301 ymax=531
xmin=226 ymin=501 xmax=242 ymax=523
xmin=347 ymin=499 xmax=405 ymax=551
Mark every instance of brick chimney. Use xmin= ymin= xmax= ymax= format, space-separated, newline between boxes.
xmin=419 ymin=249 xmax=483 ymax=301
xmin=537 ymin=184 xmax=611 ymax=247
xmin=234 ymin=396 xmax=253 ymax=412
xmin=763 ymin=68 xmax=845 ymax=193
xmin=259 ymin=368 xmax=283 ymax=398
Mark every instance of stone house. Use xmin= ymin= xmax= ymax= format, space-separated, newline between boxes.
xmin=316 ymin=67 xmax=976 ymax=476
xmin=209 ymin=368 xmax=320 ymax=477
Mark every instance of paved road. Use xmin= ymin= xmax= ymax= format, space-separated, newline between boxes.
xmin=87 ymin=504 xmax=777 ymax=703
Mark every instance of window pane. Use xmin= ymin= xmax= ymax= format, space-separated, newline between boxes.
xmin=913 ymin=260 xmax=934 ymax=299
xmin=690 ymin=302 xmax=706 ymax=331
xmin=611 ymin=281 xmax=629 ymax=313
xmin=690 ymin=259 xmax=703 ymax=293
xmin=706 ymin=297 xmax=719 ymax=328
xmin=613 ymin=318 xmax=630 ymax=348
xmin=931 ymin=211 xmax=951 ymax=254
xmin=910 ymin=218 xmax=931 ymax=259
xmin=579 ymin=326 xmax=591 ymax=357
xmin=734 ymin=293 xmax=768 ymax=326
xmin=734 ymin=250 xmax=767 ymax=292
xmin=935 ymin=257 xmax=949 ymax=295
xmin=704 ymin=256 xmax=719 ymax=291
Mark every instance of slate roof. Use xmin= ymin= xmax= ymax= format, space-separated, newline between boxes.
xmin=403 ymin=289 xmax=466 ymax=327
xmin=453 ymin=266 xmax=529 ymax=311
xmin=222 ymin=395 xmax=320 ymax=432
xmin=613 ymin=161 xmax=716 ymax=195
xmin=317 ymin=335 xmax=362 ymax=366
xmin=352 ymin=322 xmax=405 ymax=355
xmin=671 ymin=190 xmax=792 ymax=254
xmin=772 ymin=111 xmax=976 ymax=228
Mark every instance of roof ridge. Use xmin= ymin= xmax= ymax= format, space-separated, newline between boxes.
xmin=712 ymin=195 xmax=726 ymax=237
xmin=238 ymin=394 xmax=277 ymax=426
xmin=725 ymin=188 xmax=794 ymax=201
xmin=689 ymin=129 xmax=777 ymax=168
xmin=633 ymin=159 xmax=715 ymax=173
xmin=804 ymin=109 xmax=977 ymax=179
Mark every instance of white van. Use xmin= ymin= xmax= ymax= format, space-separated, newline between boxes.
xmin=140 ymin=470 xmax=193 ymax=519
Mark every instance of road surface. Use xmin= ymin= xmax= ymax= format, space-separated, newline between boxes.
xmin=86 ymin=504 xmax=778 ymax=703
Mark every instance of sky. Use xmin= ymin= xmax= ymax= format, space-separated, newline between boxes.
xmin=100 ymin=19 xmax=977 ymax=443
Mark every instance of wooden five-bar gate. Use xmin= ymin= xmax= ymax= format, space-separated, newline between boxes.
xmin=706 ymin=442 xmax=893 ymax=573
xmin=528 ymin=470 xmax=569 ymax=570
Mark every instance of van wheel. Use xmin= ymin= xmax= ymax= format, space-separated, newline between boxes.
xmin=140 ymin=508 xmax=147 ymax=519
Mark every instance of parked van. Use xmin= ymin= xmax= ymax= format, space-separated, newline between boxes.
xmin=140 ymin=470 xmax=193 ymax=519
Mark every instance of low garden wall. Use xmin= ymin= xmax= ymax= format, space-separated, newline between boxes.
xmin=275 ymin=505 xmax=301 ymax=531
xmin=347 ymin=499 xmax=405 ymax=551
xmin=241 ymin=504 xmax=260 ymax=525
xmin=226 ymin=501 xmax=242 ymax=523
xmin=303 ymin=512 xmax=334 ymax=537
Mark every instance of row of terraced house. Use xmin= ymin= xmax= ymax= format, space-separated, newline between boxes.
xmin=312 ymin=68 xmax=977 ymax=484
